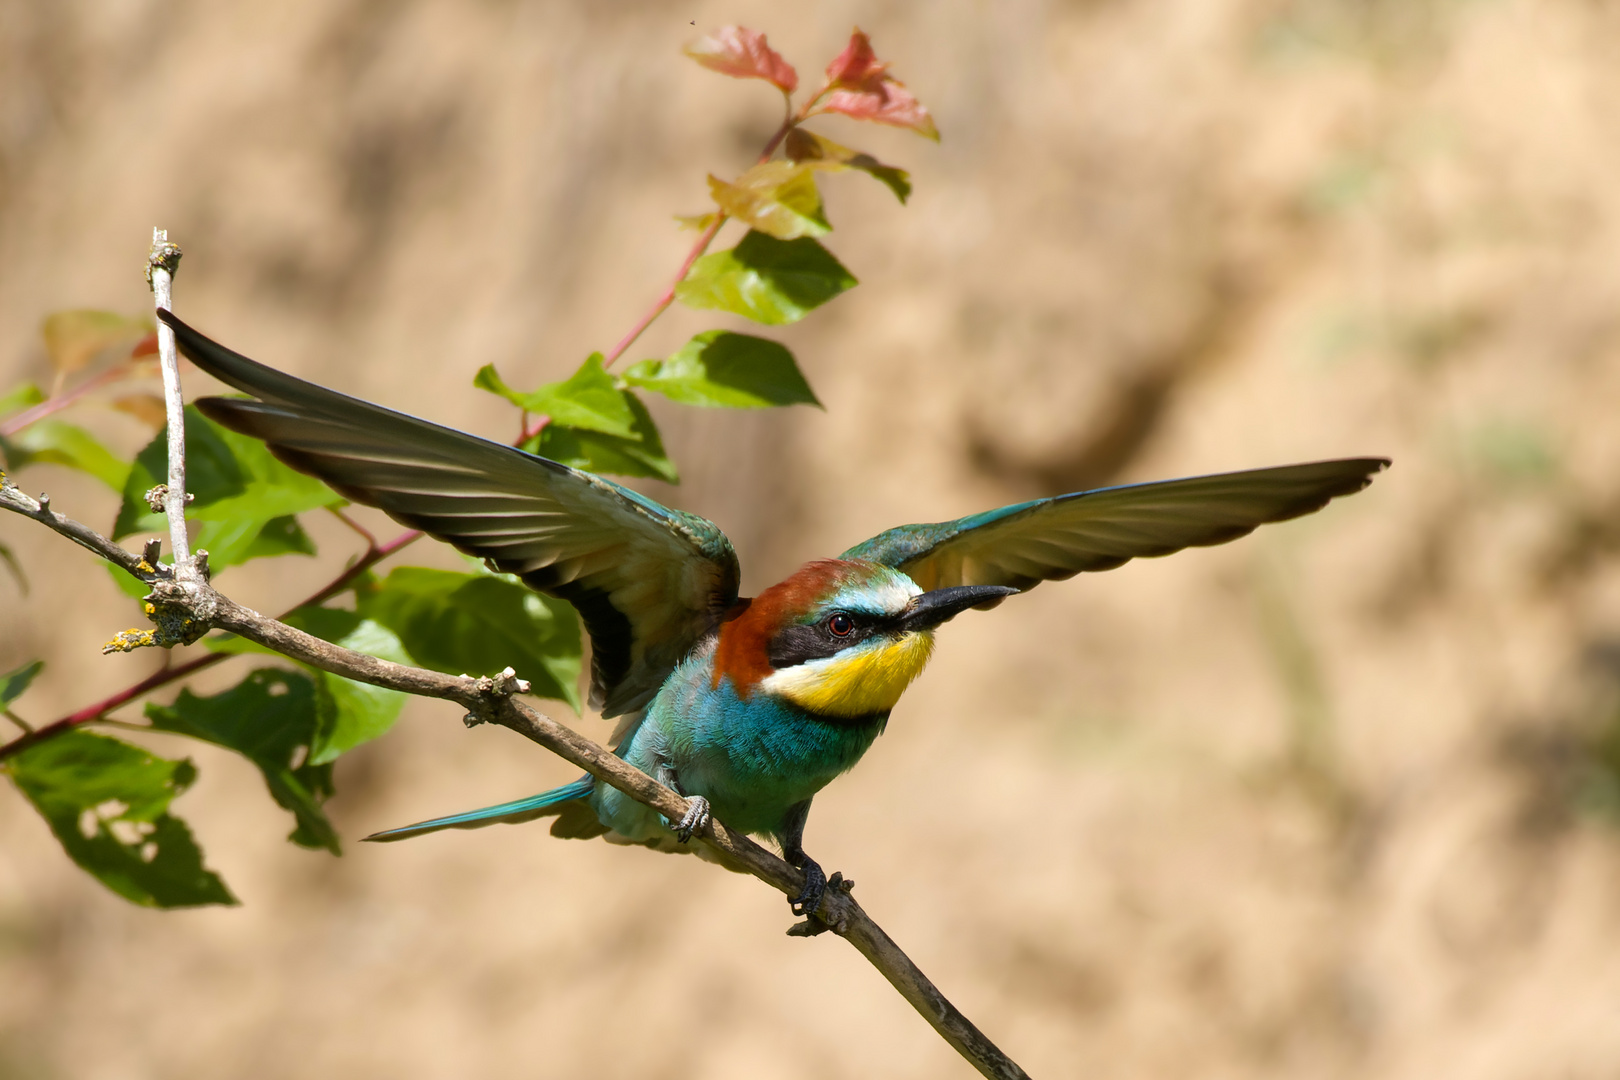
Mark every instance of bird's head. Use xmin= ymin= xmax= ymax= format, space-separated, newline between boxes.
xmin=714 ymin=559 xmax=1016 ymax=719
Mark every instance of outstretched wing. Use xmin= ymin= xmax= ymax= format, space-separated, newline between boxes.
xmin=158 ymin=309 xmax=739 ymax=717
xmin=842 ymin=458 xmax=1388 ymax=594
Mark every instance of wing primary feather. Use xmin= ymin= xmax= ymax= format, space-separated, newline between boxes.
xmin=843 ymin=458 xmax=1388 ymax=593
xmin=158 ymin=309 xmax=740 ymax=717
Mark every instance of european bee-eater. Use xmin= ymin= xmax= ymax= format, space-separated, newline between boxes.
xmin=157 ymin=309 xmax=1387 ymax=915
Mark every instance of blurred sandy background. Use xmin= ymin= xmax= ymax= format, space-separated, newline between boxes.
xmin=3 ymin=1 xmax=1620 ymax=1077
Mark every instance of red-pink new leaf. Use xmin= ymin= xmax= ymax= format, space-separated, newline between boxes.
xmin=825 ymin=29 xmax=888 ymax=88
xmin=820 ymin=28 xmax=939 ymax=141
xmin=684 ymin=27 xmax=797 ymax=93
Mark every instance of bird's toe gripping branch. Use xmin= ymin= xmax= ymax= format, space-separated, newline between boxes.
xmin=787 ymin=870 xmax=857 ymax=937
xmin=674 ymin=796 xmax=711 ymax=843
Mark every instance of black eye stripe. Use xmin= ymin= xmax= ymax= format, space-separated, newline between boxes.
xmin=767 ymin=611 xmax=899 ymax=669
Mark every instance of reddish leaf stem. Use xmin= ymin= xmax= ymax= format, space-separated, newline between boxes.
xmin=326 ymin=504 xmax=378 ymax=548
xmin=599 ymin=101 xmax=805 ymax=369
xmin=601 ymin=214 xmax=729 ymax=368
xmin=0 ymin=363 xmax=149 ymax=438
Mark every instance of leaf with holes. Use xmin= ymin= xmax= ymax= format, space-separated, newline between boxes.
xmin=626 ymin=331 xmax=820 ymax=409
xmin=145 ymin=668 xmax=340 ymax=854
xmin=358 ymin=567 xmax=582 ymax=710
xmin=676 ymin=231 xmax=857 ymax=326
xmin=4 ymin=731 xmax=235 ymax=908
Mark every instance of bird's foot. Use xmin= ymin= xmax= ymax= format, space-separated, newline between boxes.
xmin=786 ymin=872 xmax=855 ymax=937
xmin=790 ymin=856 xmax=825 ymax=917
xmin=674 ymin=796 xmax=710 ymax=843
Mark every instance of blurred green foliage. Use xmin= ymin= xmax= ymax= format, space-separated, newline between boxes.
xmin=0 ymin=23 xmax=933 ymax=907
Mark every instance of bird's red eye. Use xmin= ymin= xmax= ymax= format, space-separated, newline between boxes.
xmin=827 ymin=613 xmax=854 ymax=637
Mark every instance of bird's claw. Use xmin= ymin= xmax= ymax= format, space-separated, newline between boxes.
xmin=786 ymin=871 xmax=854 ymax=936
xmin=790 ymin=857 xmax=825 ymax=917
xmin=674 ymin=796 xmax=710 ymax=843
xmin=788 ymin=861 xmax=852 ymax=918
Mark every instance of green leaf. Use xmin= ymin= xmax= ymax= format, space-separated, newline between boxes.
xmin=474 ymin=355 xmax=636 ymax=436
xmin=2 ymin=420 xmax=130 ymax=490
xmin=528 ymin=392 xmax=677 ymax=483
xmin=675 ymin=231 xmax=857 ymax=325
xmin=625 ymin=331 xmax=821 ymax=409
xmin=708 ymin=162 xmax=832 ymax=240
xmin=784 ymin=128 xmax=912 ymax=203
xmin=113 ymin=406 xmax=341 ymax=570
xmin=309 ymin=616 xmax=412 ymax=765
xmin=241 ymin=515 xmax=317 ymax=561
xmin=358 ymin=567 xmax=582 ymax=709
xmin=202 ymin=609 xmax=410 ymax=766
xmin=1 ymin=660 xmax=43 ymax=706
xmin=145 ymin=669 xmax=341 ymax=854
xmin=4 ymin=731 xmax=235 ymax=908
xmin=0 ymin=381 xmax=45 ymax=418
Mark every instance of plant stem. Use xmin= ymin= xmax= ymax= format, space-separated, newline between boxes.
xmin=147 ymin=230 xmax=193 ymax=579
xmin=601 ymin=214 xmax=728 ymax=368
xmin=0 ymin=364 xmax=142 ymax=438
xmin=599 ymin=104 xmax=805 ymax=369
xmin=326 ymin=505 xmax=378 ymax=548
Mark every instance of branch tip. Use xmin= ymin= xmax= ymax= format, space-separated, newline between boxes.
xmin=145 ymin=230 xmax=182 ymax=290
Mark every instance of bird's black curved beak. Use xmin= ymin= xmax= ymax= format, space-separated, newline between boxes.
xmin=900 ymin=585 xmax=1020 ymax=631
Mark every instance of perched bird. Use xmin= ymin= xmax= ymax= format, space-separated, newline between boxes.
xmin=157 ymin=309 xmax=1387 ymax=915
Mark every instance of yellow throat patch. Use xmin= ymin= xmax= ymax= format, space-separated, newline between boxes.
xmin=759 ymin=631 xmax=937 ymax=718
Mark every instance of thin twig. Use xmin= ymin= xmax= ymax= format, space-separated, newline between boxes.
xmin=147 ymin=229 xmax=193 ymax=580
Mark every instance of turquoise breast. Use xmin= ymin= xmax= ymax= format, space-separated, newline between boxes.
xmin=595 ymin=648 xmax=886 ymax=842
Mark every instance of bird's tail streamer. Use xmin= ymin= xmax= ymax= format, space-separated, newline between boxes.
xmin=362 ymin=776 xmax=595 ymax=842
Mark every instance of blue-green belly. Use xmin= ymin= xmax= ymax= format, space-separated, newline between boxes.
xmin=591 ymin=649 xmax=885 ymax=843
